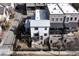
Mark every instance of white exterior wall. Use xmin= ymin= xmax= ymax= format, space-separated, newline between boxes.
xmin=31 ymin=27 xmax=49 ymax=40
xmin=39 ymin=28 xmax=49 ymax=40
xmin=31 ymin=28 xmax=38 ymax=37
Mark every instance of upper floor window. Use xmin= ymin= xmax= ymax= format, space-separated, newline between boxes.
xmin=44 ymin=33 xmax=47 ymax=36
xmin=50 ymin=40 xmax=52 ymax=43
xmin=66 ymin=17 xmax=69 ymax=22
xmin=35 ymin=27 xmax=38 ymax=30
xmin=45 ymin=27 xmax=47 ymax=30
xmin=56 ymin=18 xmax=58 ymax=21
xmin=60 ymin=18 xmax=62 ymax=21
xmin=34 ymin=33 xmax=39 ymax=36
xmin=75 ymin=17 xmax=77 ymax=21
xmin=52 ymin=18 xmax=54 ymax=21
xmin=70 ymin=17 xmax=73 ymax=21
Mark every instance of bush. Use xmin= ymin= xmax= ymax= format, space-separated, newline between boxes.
xmin=5 ymin=21 xmax=10 ymax=29
xmin=9 ymin=14 xmax=15 ymax=19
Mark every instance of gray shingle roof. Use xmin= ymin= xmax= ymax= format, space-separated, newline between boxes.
xmin=30 ymin=20 xmax=50 ymax=27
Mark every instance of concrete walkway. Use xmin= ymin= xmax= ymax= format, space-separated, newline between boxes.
xmin=13 ymin=51 xmax=79 ymax=56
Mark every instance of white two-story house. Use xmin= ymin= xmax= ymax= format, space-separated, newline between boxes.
xmin=25 ymin=9 xmax=50 ymax=45
xmin=30 ymin=20 xmax=50 ymax=41
xmin=30 ymin=9 xmax=50 ymax=41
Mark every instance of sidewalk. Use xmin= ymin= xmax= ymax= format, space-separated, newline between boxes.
xmin=14 ymin=51 xmax=79 ymax=56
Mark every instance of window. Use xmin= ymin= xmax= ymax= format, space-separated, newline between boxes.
xmin=50 ymin=40 xmax=52 ymax=43
xmin=45 ymin=27 xmax=47 ymax=30
xmin=34 ymin=33 xmax=39 ymax=36
xmin=52 ymin=18 xmax=54 ymax=21
xmin=56 ymin=18 xmax=58 ymax=21
xmin=40 ymin=36 xmax=43 ymax=40
xmin=44 ymin=33 xmax=47 ymax=36
xmin=66 ymin=17 xmax=69 ymax=22
xmin=35 ymin=27 xmax=38 ymax=30
xmin=70 ymin=17 xmax=73 ymax=21
xmin=60 ymin=18 xmax=62 ymax=21
xmin=75 ymin=17 xmax=77 ymax=21
xmin=64 ymin=40 xmax=67 ymax=43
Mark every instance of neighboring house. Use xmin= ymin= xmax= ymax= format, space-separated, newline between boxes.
xmin=58 ymin=3 xmax=79 ymax=32
xmin=47 ymin=3 xmax=79 ymax=34
xmin=47 ymin=4 xmax=64 ymax=34
xmin=26 ymin=3 xmax=46 ymax=16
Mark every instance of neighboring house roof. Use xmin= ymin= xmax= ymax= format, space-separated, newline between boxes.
xmin=35 ymin=9 xmax=48 ymax=20
xmin=30 ymin=20 xmax=50 ymax=27
xmin=58 ymin=3 xmax=79 ymax=14
xmin=0 ymin=7 xmax=4 ymax=15
xmin=47 ymin=4 xmax=63 ymax=14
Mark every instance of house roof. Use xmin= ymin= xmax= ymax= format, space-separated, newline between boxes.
xmin=30 ymin=20 xmax=50 ymax=27
xmin=58 ymin=3 xmax=79 ymax=14
xmin=47 ymin=4 xmax=63 ymax=14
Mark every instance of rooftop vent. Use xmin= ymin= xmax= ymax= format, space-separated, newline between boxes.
xmin=67 ymin=11 xmax=68 ymax=12
xmin=52 ymin=11 xmax=53 ymax=13
xmin=73 ymin=11 xmax=75 ymax=12
xmin=59 ymin=11 xmax=60 ymax=13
